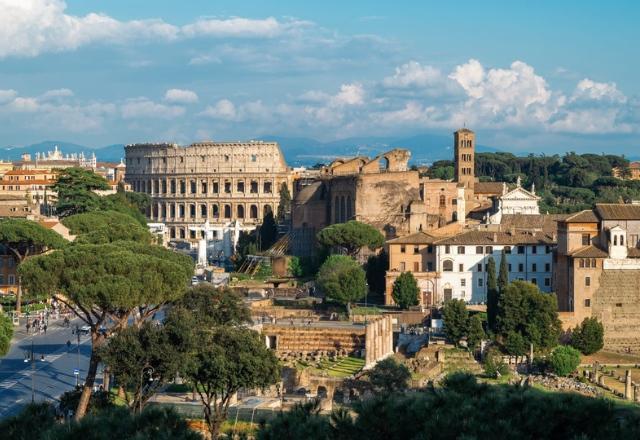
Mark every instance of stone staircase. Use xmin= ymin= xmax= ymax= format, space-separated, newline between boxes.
xmin=439 ymin=348 xmax=483 ymax=375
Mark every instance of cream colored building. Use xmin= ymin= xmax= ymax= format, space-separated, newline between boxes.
xmin=124 ymin=141 xmax=291 ymax=243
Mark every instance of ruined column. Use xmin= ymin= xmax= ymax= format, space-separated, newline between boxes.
xmin=625 ymin=370 xmax=633 ymax=401
xmin=635 ymin=385 xmax=640 ymax=403
xmin=593 ymin=362 xmax=600 ymax=384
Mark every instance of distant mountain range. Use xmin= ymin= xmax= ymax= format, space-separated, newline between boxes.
xmin=0 ymin=137 xmax=635 ymax=167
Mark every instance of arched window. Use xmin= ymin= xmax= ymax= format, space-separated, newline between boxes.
xmin=212 ymin=204 xmax=219 ymax=218
xmin=237 ymin=205 xmax=245 ymax=218
xmin=224 ymin=205 xmax=231 ymax=218
xmin=170 ymin=227 xmax=176 ymax=239
xmin=250 ymin=205 xmax=258 ymax=219
xmin=189 ymin=204 xmax=196 ymax=218
xmin=200 ymin=204 xmax=207 ymax=218
xmin=621 ymin=235 xmax=624 ymax=246
xmin=443 ymin=260 xmax=453 ymax=272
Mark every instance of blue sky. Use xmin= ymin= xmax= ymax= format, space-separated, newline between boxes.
xmin=0 ymin=0 xmax=638 ymax=154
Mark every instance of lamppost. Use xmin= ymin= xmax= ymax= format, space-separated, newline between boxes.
xmin=364 ymin=282 xmax=369 ymax=325
xmin=24 ymin=338 xmax=35 ymax=402
xmin=138 ymin=365 xmax=155 ymax=414
xmin=75 ymin=324 xmax=81 ymax=387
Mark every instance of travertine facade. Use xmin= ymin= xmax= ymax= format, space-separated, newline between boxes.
xmin=125 ymin=141 xmax=291 ymax=242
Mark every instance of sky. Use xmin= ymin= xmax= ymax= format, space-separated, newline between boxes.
xmin=0 ymin=0 xmax=638 ymax=154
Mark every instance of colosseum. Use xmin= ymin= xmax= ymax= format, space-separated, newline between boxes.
xmin=124 ymin=141 xmax=291 ymax=250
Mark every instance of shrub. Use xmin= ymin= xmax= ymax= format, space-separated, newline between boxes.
xmin=549 ymin=346 xmax=581 ymax=377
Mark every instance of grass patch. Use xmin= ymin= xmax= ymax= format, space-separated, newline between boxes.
xmin=351 ymin=306 xmax=384 ymax=315
xmin=165 ymin=383 xmax=192 ymax=393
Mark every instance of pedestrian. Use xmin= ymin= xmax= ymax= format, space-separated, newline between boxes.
xmin=26 ymin=322 xmax=30 ymax=334
xmin=67 ymin=340 xmax=71 ymax=351
xmin=43 ymin=324 xmax=47 ymax=334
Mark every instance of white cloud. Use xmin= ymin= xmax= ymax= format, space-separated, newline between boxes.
xmin=121 ymin=98 xmax=185 ymax=119
xmin=41 ymin=88 xmax=74 ymax=99
xmin=188 ymin=54 xmax=221 ymax=66
xmin=0 ymin=89 xmax=18 ymax=104
xmin=573 ymin=79 xmax=626 ymax=103
xmin=382 ymin=61 xmax=442 ymax=88
xmin=0 ymin=1 xmax=311 ymax=58
xmin=331 ymin=83 xmax=365 ymax=106
xmin=200 ymin=99 xmax=237 ymax=121
xmin=164 ymin=89 xmax=198 ymax=104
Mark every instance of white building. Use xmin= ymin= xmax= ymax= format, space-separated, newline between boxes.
xmin=488 ymin=177 xmax=540 ymax=224
xmin=433 ymin=230 xmax=555 ymax=303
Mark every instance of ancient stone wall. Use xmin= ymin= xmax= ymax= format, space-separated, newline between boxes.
xmin=593 ymin=270 xmax=640 ymax=352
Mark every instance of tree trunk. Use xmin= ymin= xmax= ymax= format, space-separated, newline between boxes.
xmin=15 ymin=281 xmax=22 ymax=315
xmin=74 ymin=333 xmax=104 ymax=420
xmin=102 ymin=367 xmax=110 ymax=392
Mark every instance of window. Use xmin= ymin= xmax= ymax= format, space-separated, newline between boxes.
xmin=250 ymin=181 xmax=258 ymax=193
xmin=179 ymin=228 xmax=185 ymax=239
xmin=212 ymin=182 xmax=219 ymax=193
xmin=591 ymin=258 xmax=596 ymax=268
xmin=544 ymin=278 xmax=551 ymax=287
xmin=531 ymin=278 xmax=537 ymax=285
xmin=585 ymin=299 xmax=591 ymax=307
xmin=445 ymin=245 xmax=450 ymax=254
xmin=532 ymin=263 xmax=537 ymax=272
xmin=190 ymin=230 xmax=196 ymax=240
xmin=579 ymin=259 xmax=585 ymax=268
xmin=263 ymin=181 xmax=273 ymax=193
xmin=8 ymin=275 xmax=14 ymax=285
xmin=170 ymin=204 xmax=175 ymax=218
xmin=427 ymin=245 xmax=433 ymax=254
xmin=517 ymin=246 xmax=525 ymax=254
xmin=237 ymin=181 xmax=245 ymax=192
xmin=190 ymin=180 xmax=196 ymax=194
xmin=414 ymin=246 xmax=420 ymax=254
xmin=459 ymin=264 xmax=464 ymax=272
xmin=237 ymin=205 xmax=245 ymax=218
xmin=224 ymin=155 xmax=230 ymax=162
xmin=531 ymin=246 xmax=537 ymax=254
xmin=413 ymin=262 xmax=420 ymax=272
xmin=477 ymin=263 xmax=482 ymax=272
xmin=476 ymin=246 xmax=483 ymax=254
xmin=631 ymin=234 xmax=639 ymax=247
xmin=439 ymin=195 xmax=446 ymax=207
xmin=545 ymin=263 xmax=551 ymax=272
xmin=200 ymin=204 xmax=207 ymax=218
xmin=161 ymin=180 xmax=167 ymax=193
xmin=614 ymin=235 xmax=618 ymax=246
xmin=189 ymin=204 xmax=196 ymax=218
xmin=585 ymin=276 xmax=591 ymax=287
xmin=250 ymin=205 xmax=258 ymax=219
xmin=179 ymin=180 xmax=186 ymax=194
xmin=461 ymin=279 xmax=466 ymax=287
xmin=224 ymin=181 xmax=231 ymax=193
xmin=504 ymin=246 xmax=511 ymax=254
xmin=485 ymin=246 xmax=493 ymax=254
xmin=427 ymin=262 xmax=433 ymax=271
xmin=251 ymin=154 xmax=257 ymax=162
xmin=518 ymin=263 xmax=524 ymax=272
xmin=400 ymin=245 xmax=406 ymax=253
xmin=508 ymin=264 xmax=512 ymax=271
xmin=546 ymin=245 xmax=552 ymax=254
xmin=224 ymin=205 xmax=231 ymax=218
xmin=582 ymin=234 xmax=590 ymax=246
xmin=201 ymin=181 xmax=207 ymax=194
xmin=443 ymin=260 xmax=453 ymax=272
xmin=212 ymin=205 xmax=219 ymax=218
xmin=399 ymin=262 xmax=406 ymax=271
xmin=457 ymin=246 xmax=465 ymax=254
xmin=178 ymin=205 xmax=185 ymax=218
xmin=478 ymin=278 xmax=483 ymax=287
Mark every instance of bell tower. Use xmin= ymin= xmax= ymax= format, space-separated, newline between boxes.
xmin=454 ymin=128 xmax=475 ymax=190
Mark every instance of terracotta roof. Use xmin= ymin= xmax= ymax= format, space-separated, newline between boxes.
xmin=3 ymin=169 xmax=54 ymax=175
xmin=501 ymin=214 xmax=569 ymax=235
xmin=564 ymin=210 xmax=599 ymax=223
xmin=387 ymin=231 xmax=438 ymax=245
xmin=434 ymin=229 xmax=555 ymax=246
xmin=469 ymin=201 xmax=493 ymax=213
xmin=595 ymin=204 xmax=640 ymax=220
xmin=570 ymin=245 xmax=609 ymax=258
xmin=474 ymin=182 xmax=504 ymax=194
xmin=0 ymin=180 xmax=55 ymax=185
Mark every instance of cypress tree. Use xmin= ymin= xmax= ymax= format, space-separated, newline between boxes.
xmin=486 ymin=256 xmax=498 ymax=332
xmin=498 ymin=248 xmax=509 ymax=293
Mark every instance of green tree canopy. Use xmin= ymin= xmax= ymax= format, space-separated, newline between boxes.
xmin=497 ymin=249 xmax=509 ymax=293
xmin=180 ymin=325 xmax=280 ymax=439
xmin=99 ymin=321 xmax=186 ymax=413
xmin=259 ymin=211 xmax=278 ymax=250
xmin=391 ymin=271 xmax=419 ymax=309
xmin=277 ymin=182 xmax=291 ymax=223
xmin=442 ymin=299 xmax=469 ymax=347
xmin=62 ymin=210 xmax=152 ymax=244
xmin=19 ymin=243 xmax=193 ymax=419
xmin=368 ymin=357 xmax=411 ymax=394
xmin=0 ymin=312 xmax=14 ymax=356
xmin=317 ymin=221 xmax=384 ymax=257
xmin=496 ymin=281 xmax=562 ymax=353
xmin=549 ymin=345 xmax=581 ymax=377
xmin=316 ymin=255 xmax=366 ymax=315
xmin=571 ymin=317 xmax=604 ymax=355
xmin=466 ymin=314 xmax=486 ymax=351
xmin=365 ymin=250 xmax=388 ymax=296
xmin=172 ymin=284 xmax=251 ymax=328
xmin=52 ymin=167 xmax=110 ymax=217
xmin=0 ymin=218 xmax=67 ymax=312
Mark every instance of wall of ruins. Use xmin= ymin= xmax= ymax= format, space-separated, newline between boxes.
xmin=262 ymin=324 xmax=367 ymax=359
xmin=592 ymin=270 xmax=640 ymax=352
xmin=364 ymin=315 xmax=394 ymax=367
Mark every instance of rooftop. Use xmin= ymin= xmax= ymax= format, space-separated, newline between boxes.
xmin=563 ymin=210 xmax=599 ymax=223
xmin=387 ymin=231 xmax=438 ymax=245
xmin=434 ymin=229 xmax=555 ymax=246
xmin=595 ymin=203 xmax=640 ymax=220
xmin=474 ymin=181 xmax=505 ymax=194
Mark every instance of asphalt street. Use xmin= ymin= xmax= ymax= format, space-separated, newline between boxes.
xmin=0 ymin=318 xmax=93 ymax=418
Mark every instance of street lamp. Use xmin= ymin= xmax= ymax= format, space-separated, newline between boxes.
xmin=138 ymin=365 xmax=155 ymax=414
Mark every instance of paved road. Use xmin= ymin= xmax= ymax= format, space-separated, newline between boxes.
xmin=0 ymin=318 xmax=93 ymax=418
